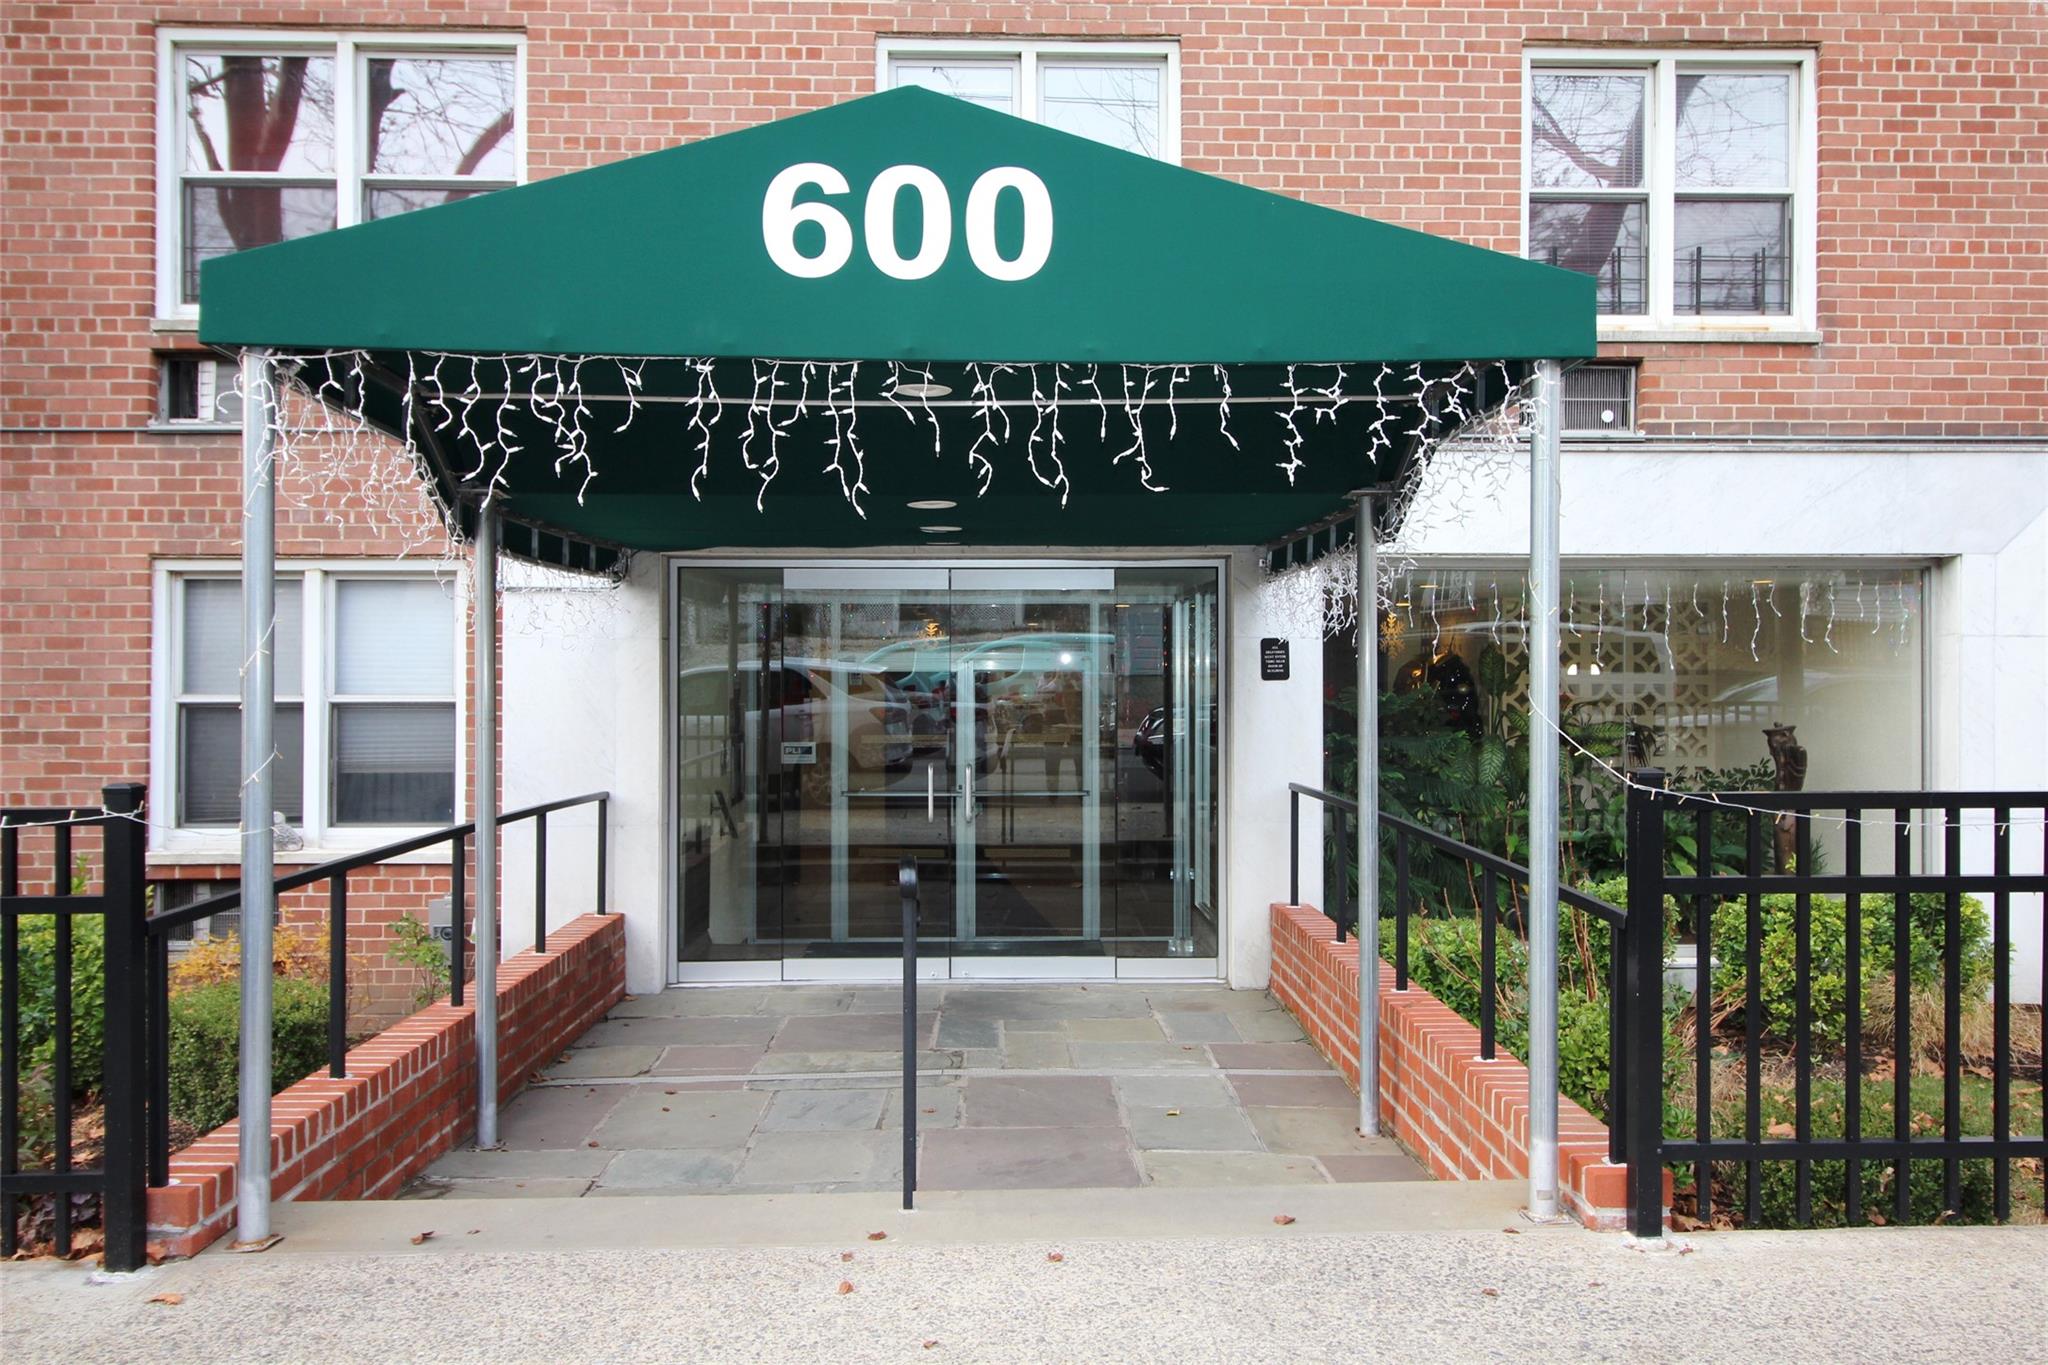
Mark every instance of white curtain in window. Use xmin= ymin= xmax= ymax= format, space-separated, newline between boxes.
xmin=183 ymin=577 xmax=302 ymax=695
xmin=335 ymin=579 xmax=453 ymax=695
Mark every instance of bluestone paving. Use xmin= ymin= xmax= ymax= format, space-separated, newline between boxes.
xmin=428 ymin=981 xmax=1426 ymax=1201
xmin=759 ymin=1087 xmax=889 ymax=1132
xmin=919 ymin=1125 xmax=1141 ymax=1189
xmin=1124 ymin=1104 xmax=1263 ymax=1152
xmin=961 ymin=1075 xmax=1120 ymax=1128
xmin=1157 ymin=1010 xmax=1243 ymax=1043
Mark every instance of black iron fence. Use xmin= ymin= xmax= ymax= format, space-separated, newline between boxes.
xmin=1629 ymin=771 xmax=2047 ymax=1236
xmin=1 ymin=785 xmax=148 ymax=1269
xmin=2 ymin=782 xmax=610 ymax=1271
xmin=1290 ymin=775 xmax=2045 ymax=1237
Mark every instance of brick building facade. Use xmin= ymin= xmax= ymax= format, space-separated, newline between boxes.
xmin=3 ymin=2 xmax=2044 ymax=1006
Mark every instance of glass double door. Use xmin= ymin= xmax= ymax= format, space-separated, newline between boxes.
xmin=673 ymin=564 xmax=1218 ymax=979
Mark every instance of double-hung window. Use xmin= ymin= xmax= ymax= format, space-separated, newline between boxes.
xmin=157 ymin=31 xmax=522 ymax=317
xmin=158 ymin=567 xmax=460 ymax=849
xmin=879 ymin=39 xmax=1179 ymax=163
xmin=1525 ymin=51 xmax=1815 ymax=337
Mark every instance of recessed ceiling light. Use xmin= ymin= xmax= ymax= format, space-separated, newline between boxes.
xmin=896 ymin=382 xmax=953 ymax=399
xmin=919 ymin=524 xmax=962 ymax=534
xmin=907 ymin=499 xmax=958 ymax=511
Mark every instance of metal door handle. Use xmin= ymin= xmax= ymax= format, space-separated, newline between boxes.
xmin=963 ymin=765 xmax=974 ymax=825
xmin=927 ymin=763 xmax=935 ymax=823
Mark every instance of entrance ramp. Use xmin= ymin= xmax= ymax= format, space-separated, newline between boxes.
xmin=403 ymin=984 xmax=1427 ymax=1200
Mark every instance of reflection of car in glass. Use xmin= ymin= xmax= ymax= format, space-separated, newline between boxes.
xmin=676 ymin=659 xmax=914 ymax=781
xmin=1134 ymin=706 xmax=1169 ymax=778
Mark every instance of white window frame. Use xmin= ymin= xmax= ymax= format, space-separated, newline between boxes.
xmin=154 ymin=28 xmax=527 ymax=324
xmin=1523 ymin=48 xmax=1818 ymax=342
xmin=877 ymin=37 xmax=1182 ymax=165
xmin=149 ymin=559 xmax=468 ymax=862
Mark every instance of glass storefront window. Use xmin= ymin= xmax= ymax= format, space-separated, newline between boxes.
xmin=1370 ymin=562 xmax=1925 ymax=876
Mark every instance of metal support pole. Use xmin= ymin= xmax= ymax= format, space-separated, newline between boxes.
xmin=235 ymin=349 xmax=277 ymax=1246
xmin=474 ymin=504 xmax=501 ymax=1148
xmin=1526 ymin=358 xmax=1564 ymax=1218
xmin=1355 ymin=494 xmax=1381 ymax=1137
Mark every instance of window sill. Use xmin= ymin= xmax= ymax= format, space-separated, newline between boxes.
xmin=148 ymin=840 xmax=457 ymax=869
xmin=1597 ymin=324 xmax=1821 ymax=345
xmin=145 ymin=422 xmax=240 ymax=435
xmin=152 ymin=315 xmax=200 ymax=333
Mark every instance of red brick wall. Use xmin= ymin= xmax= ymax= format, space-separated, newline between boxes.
xmin=145 ymin=911 xmax=623 ymax=1260
xmin=1269 ymin=901 xmax=1664 ymax=1230
xmin=4 ymin=3 xmax=2042 ymax=814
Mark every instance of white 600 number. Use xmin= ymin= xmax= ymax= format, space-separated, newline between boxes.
xmin=762 ymin=162 xmax=1053 ymax=282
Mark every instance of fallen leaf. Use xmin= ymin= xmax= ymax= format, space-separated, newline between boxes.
xmin=1502 ymin=1227 xmax=1521 ymax=1235
xmin=837 ymin=1281 xmax=855 ymax=1295
xmin=1766 ymin=1121 xmax=1795 ymax=1138
xmin=1587 ymin=1281 xmax=1603 ymax=1289
xmin=923 ymin=1341 xmax=940 ymax=1351
xmin=661 ymin=1107 xmax=671 ymax=1113
xmin=921 ymin=1108 xmax=936 ymax=1115
xmin=587 ymin=1140 xmax=600 ymax=1148
xmin=867 ymin=1231 xmax=887 ymax=1241
xmin=1272 ymin=1214 xmax=1296 ymax=1226
xmin=148 ymin=1292 xmax=184 ymax=1306
xmin=665 ymin=1089 xmax=677 ymax=1095
xmin=1671 ymin=1213 xmax=1704 ymax=1232
xmin=840 ymin=1252 xmax=854 ymax=1262
xmin=1481 ymin=1287 xmax=1500 ymax=1298
xmin=410 ymin=1231 xmax=435 ymax=1245
xmin=1047 ymin=1252 xmax=1064 ymax=1263
xmin=467 ymin=1229 xmax=480 ymax=1236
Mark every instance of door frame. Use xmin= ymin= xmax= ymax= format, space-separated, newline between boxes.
xmin=664 ymin=554 xmax=1230 ymax=985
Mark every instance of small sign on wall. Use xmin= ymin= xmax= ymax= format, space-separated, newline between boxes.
xmin=780 ymin=740 xmax=818 ymax=765
xmin=1260 ymin=638 xmax=1291 ymax=682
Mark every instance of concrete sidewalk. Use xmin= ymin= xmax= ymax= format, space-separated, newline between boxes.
xmin=3 ymin=1190 xmax=2041 ymax=1364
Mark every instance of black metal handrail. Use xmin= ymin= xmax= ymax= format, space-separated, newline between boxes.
xmin=899 ymin=856 xmax=919 ymax=1213
xmin=1286 ymin=780 xmax=1632 ymax=1163
xmin=1 ymin=785 xmax=148 ymax=1271
xmin=139 ymin=791 xmax=611 ymax=1189
xmin=1628 ymin=773 xmax=2048 ymax=1237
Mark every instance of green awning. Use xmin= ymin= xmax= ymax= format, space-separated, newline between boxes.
xmin=199 ymin=87 xmax=1594 ymax=562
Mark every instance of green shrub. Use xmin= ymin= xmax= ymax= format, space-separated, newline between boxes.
xmin=1706 ymin=891 xmax=1990 ymax=1049
xmin=166 ymin=977 xmax=331 ymax=1135
xmin=13 ymin=910 xmax=108 ymax=1094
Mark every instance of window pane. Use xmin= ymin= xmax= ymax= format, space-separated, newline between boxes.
xmin=335 ymin=579 xmax=454 ymax=696
xmin=1676 ymin=72 xmax=1791 ymax=188
xmin=1674 ymin=199 xmax=1791 ymax=314
xmin=334 ymin=704 xmax=456 ymax=824
xmin=363 ymin=184 xmax=500 ymax=220
xmin=182 ymin=183 xmax=336 ymax=302
xmin=890 ymin=62 xmax=1016 ymax=112
xmin=181 ymin=702 xmax=303 ymax=825
xmin=365 ymin=56 xmax=517 ymax=179
xmin=1530 ymin=72 xmax=1645 ymax=190
xmin=1040 ymin=64 xmax=1163 ymax=157
xmin=181 ymin=54 xmax=336 ymax=175
xmin=183 ymin=578 xmax=302 ymax=697
xmin=1528 ymin=199 xmax=1646 ymax=314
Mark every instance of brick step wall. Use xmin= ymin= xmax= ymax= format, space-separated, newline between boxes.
xmin=1268 ymin=901 xmax=1668 ymax=1230
xmin=145 ymin=912 xmax=624 ymax=1260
